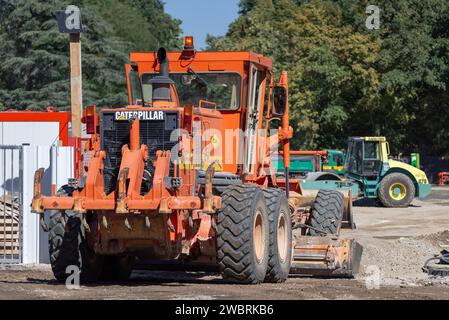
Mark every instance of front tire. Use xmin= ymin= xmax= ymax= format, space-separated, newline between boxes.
xmin=48 ymin=211 xmax=103 ymax=283
xmin=308 ymin=190 xmax=344 ymax=236
xmin=378 ymin=173 xmax=415 ymax=208
xmin=263 ymin=188 xmax=292 ymax=283
xmin=217 ymin=185 xmax=269 ymax=284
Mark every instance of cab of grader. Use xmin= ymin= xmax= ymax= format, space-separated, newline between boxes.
xmin=32 ymin=37 xmax=362 ymax=284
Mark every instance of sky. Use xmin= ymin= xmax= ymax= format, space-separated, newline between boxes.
xmin=163 ymin=0 xmax=240 ymax=49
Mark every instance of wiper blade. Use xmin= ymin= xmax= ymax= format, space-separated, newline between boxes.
xmin=187 ymin=67 xmax=208 ymax=86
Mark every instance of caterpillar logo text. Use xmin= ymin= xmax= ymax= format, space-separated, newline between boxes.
xmin=114 ymin=110 xmax=164 ymax=121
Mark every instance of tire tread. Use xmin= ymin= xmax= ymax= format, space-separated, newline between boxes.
xmin=217 ymin=185 xmax=268 ymax=284
xmin=309 ymin=190 xmax=344 ymax=236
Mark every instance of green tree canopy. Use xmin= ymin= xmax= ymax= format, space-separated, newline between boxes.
xmin=208 ymin=0 xmax=449 ymax=156
xmin=0 ymin=0 xmax=181 ymax=110
xmin=208 ymin=0 xmax=380 ymax=150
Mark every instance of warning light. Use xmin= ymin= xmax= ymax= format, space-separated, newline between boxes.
xmin=182 ymin=36 xmax=195 ymax=59
xmin=184 ymin=36 xmax=194 ymax=50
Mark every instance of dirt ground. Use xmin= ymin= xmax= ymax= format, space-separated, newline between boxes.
xmin=1 ymin=187 xmax=449 ymax=300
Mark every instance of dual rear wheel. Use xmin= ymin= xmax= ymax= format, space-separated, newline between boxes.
xmin=217 ymin=185 xmax=292 ymax=284
xmin=217 ymin=186 xmax=346 ymax=284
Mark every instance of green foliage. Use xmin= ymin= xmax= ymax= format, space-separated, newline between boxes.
xmin=238 ymin=0 xmax=257 ymax=14
xmin=0 ymin=0 xmax=181 ymax=110
xmin=208 ymin=0 xmax=380 ymax=150
xmin=208 ymin=0 xmax=449 ymax=156
xmin=86 ymin=0 xmax=182 ymax=51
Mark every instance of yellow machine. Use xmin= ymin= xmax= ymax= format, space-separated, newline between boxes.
xmin=345 ymin=137 xmax=431 ymax=207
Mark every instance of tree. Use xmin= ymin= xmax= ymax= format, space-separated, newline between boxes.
xmin=333 ymin=0 xmax=449 ymax=155
xmin=239 ymin=0 xmax=257 ymax=14
xmin=86 ymin=0 xmax=182 ymax=52
xmin=209 ymin=0 xmax=449 ymax=157
xmin=208 ymin=0 xmax=381 ymax=149
xmin=0 ymin=0 xmax=181 ymax=110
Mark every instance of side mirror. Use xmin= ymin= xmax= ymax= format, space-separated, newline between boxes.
xmin=272 ymin=86 xmax=287 ymax=116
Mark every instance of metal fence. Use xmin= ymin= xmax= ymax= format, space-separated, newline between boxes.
xmin=0 ymin=146 xmax=23 ymax=263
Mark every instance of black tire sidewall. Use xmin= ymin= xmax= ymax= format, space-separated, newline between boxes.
xmin=48 ymin=210 xmax=103 ymax=283
xmin=48 ymin=210 xmax=77 ymax=281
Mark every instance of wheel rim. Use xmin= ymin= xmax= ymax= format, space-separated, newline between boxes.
xmin=389 ymin=182 xmax=407 ymax=200
xmin=253 ymin=209 xmax=265 ymax=264
xmin=276 ymin=213 xmax=288 ymax=263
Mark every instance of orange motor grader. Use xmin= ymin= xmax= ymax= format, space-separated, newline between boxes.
xmin=31 ymin=37 xmax=362 ymax=284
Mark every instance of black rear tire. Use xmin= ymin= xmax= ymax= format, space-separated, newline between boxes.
xmin=308 ymin=190 xmax=344 ymax=236
xmin=378 ymin=173 xmax=415 ymax=208
xmin=48 ymin=210 xmax=103 ymax=283
xmin=263 ymin=188 xmax=292 ymax=283
xmin=217 ymin=185 xmax=269 ymax=284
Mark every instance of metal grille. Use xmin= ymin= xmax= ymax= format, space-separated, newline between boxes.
xmin=100 ymin=111 xmax=178 ymax=194
xmin=101 ymin=114 xmax=130 ymax=194
xmin=102 ymin=120 xmax=130 ymax=169
xmin=140 ymin=119 xmax=178 ymax=169
xmin=0 ymin=146 xmax=23 ymax=264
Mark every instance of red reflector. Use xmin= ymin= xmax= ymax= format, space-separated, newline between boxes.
xmin=86 ymin=115 xmax=95 ymax=134
xmin=84 ymin=105 xmax=97 ymax=134
xmin=183 ymin=115 xmax=192 ymax=131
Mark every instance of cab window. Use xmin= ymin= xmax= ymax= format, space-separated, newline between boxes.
xmin=346 ymin=140 xmax=363 ymax=174
xmin=364 ymin=142 xmax=380 ymax=160
xmin=363 ymin=141 xmax=382 ymax=176
xmin=141 ymin=72 xmax=241 ymax=109
xmin=129 ymin=69 xmax=142 ymax=104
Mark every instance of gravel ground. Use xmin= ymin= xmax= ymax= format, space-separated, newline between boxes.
xmin=345 ymin=187 xmax=449 ymax=287
xmin=0 ymin=186 xmax=448 ymax=299
xmin=1 ymin=265 xmax=449 ymax=300
xmin=356 ymin=231 xmax=449 ymax=286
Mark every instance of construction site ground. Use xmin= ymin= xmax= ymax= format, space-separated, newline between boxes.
xmin=1 ymin=186 xmax=449 ymax=300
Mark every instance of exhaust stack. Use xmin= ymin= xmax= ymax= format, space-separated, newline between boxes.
xmin=158 ymin=47 xmax=169 ymax=77
xmin=148 ymin=47 xmax=174 ymax=101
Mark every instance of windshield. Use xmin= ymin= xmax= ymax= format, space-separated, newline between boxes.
xmin=141 ymin=72 xmax=241 ymax=110
xmin=364 ymin=141 xmax=380 ymax=160
xmin=345 ymin=140 xmax=363 ymax=174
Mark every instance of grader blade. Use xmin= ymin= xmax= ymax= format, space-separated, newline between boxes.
xmin=290 ymin=235 xmax=363 ymax=278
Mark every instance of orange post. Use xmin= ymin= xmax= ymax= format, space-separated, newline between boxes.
xmin=129 ymin=118 xmax=140 ymax=151
xmin=279 ymin=71 xmax=290 ymax=169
